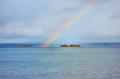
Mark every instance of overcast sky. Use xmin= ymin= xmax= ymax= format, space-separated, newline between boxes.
xmin=0 ymin=0 xmax=120 ymax=43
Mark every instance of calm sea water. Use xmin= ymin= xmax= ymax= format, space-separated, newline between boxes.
xmin=0 ymin=47 xmax=120 ymax=79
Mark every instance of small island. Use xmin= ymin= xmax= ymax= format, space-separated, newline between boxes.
xmin=17 ymin=45 xmax=32 ymax=47
xmin=61 ymin=44 xmax=80 ymax=47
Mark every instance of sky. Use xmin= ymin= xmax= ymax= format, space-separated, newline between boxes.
xmin=0 ymin=0 xmax=120 ymax=44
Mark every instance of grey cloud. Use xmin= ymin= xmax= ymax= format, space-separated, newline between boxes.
xmin=0 ymin=0 xmax=120 ymax=42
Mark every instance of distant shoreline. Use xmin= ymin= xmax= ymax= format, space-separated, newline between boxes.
xmin=0 ymin=42 xmax=120 ymax=48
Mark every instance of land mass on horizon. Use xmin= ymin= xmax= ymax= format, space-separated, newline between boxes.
xmin=61 ymin=44 xmax=80 ymax=47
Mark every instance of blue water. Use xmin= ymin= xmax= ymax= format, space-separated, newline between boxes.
xmin=0 ymin=47 xmax=120 ymax=79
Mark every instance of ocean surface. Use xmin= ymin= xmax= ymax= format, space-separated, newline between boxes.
xmin=0 ymin=45 xmax=120 ymax=79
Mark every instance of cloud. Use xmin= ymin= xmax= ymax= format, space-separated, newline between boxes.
xmin=0 ymin=21 xmax=43 ymax=37
xmin=56 ymin=0 xmax=120 ymax=42
xmin=0 ymin=0 xmax=120 ymax=43
xmin=0 ymin=0 xmax=81 ymax=37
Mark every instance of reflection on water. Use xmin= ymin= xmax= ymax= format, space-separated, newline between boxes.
xmin=0 ymin=47 xmax=120 ymax=79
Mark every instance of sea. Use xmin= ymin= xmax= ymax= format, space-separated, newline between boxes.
xmin=0 ymin=43 xmax=120 ymax=79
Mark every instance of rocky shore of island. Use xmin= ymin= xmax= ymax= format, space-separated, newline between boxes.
xmin=17 ymin=45 xmax=32 ymax=47
xmin=61 ymin=44 xmax=80 ymax=47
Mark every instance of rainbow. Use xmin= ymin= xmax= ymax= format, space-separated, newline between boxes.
xmin=42 ymin=0 xmax=102 ymax=47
